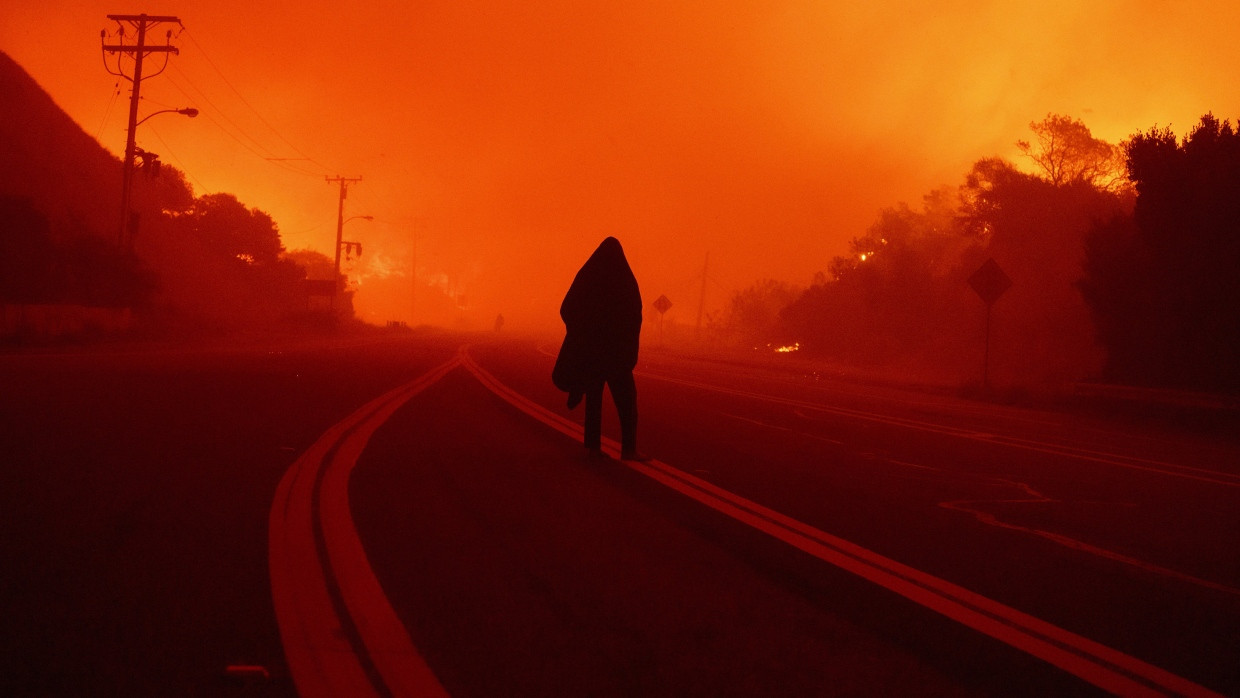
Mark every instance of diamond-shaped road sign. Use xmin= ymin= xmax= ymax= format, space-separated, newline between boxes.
xmin=968 ymin=258 xmax=1012 ymax=305
xmin=653 ymin=294 xmax=673 ymax=315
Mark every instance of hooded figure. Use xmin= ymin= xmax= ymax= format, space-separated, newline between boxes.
xmin=553 ymin=237 xmax=648 ymax=461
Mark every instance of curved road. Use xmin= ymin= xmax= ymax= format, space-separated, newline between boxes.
xmin=277 ymin=336 xmax=1240 ymax=696
xmin=2 ymin=330 xmax=1236 ymax=695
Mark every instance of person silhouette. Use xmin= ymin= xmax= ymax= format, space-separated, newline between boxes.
xmin=553 ymin=237 xmax=650 ymax=461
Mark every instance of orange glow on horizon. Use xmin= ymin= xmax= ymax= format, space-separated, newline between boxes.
xmin=3 ymin=2 xmax=1239 ymax=330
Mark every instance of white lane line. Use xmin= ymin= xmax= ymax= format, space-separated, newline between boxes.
xmin=270 ymin=357 xmax=457 ymax=698
xmin=723 ymin=411 xmax=845 ymax=445
xmin=938 ymin=491 xmax=1240 ymax=598
xmin=721 ymin=412 xmax=1240 ymax=597
xmin=642 ymin=370 xmax=1240 ymax=487
xmin=460 ymin=349 xmax=1224 ymax=698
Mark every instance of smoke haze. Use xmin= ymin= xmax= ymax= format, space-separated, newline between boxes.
xmin=4 ymin=1 xmax=1238 ymax=329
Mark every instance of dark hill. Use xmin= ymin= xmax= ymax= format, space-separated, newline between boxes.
xmin=0 ymin=52 xmax=334 ymax=334
xmin=0 ymin=50 xmax=121 ymax=241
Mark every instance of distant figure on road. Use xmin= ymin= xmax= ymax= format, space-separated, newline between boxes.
xmin=553 ymin=237 xmax=649 ymax=461
xmin=494 ymin=313 xmax=505 ymax=332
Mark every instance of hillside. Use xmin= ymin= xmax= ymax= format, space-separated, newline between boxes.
xmin=0 ymin=50 xmax=121 ymax=241
xmin=0 ymin=52 xmax=348 ymax=337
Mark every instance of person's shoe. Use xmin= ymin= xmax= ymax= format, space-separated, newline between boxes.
xmin=620 ymin=449 xmax=651 ymax=462
xmin=586 ymin=446 xmax=609 ymax=459
xmin=567 ymin=391 xmax=584 ymax=409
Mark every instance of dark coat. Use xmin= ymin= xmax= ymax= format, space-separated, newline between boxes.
xmin=553 ymin=237 xmax=642 ymax=393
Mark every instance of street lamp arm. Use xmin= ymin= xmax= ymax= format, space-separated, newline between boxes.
xmin=135 ymin=107 xmax=198 ymax=126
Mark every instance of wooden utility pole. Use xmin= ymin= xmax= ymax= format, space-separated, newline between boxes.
xmin=102 ymin=14 xmax=181 ymax=247
xmin=326 ymin=176 xmax=363 ymax=309
xmin=695 ymin=252 xmax=709 ymax=339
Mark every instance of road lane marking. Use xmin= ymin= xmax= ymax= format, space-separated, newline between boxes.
xmin=722 ymin=411 xmax=845 ymax=445
xmin=721 ymin=409 xmax=1240 ymax=597
xmin=270 ymin=357 xmax=457 ymax=698
xmin=642 ymin=370 xmax=1240 ymax=487
xmin=937 ymin=485 xmax=1240 ymax=598
xmin=462 ymin=349 xmax=1223 ymax=698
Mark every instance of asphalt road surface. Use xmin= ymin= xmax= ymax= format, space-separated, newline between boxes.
xmin=3 ymin=330 xmax=1238 ymax=696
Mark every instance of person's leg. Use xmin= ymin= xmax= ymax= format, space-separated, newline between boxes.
xmin=609 ymin=370 xmax=639 ymax=455
xmin=583 ymin=381 xmax=604 ymax=450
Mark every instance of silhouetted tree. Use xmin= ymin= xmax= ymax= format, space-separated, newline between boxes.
xmin=1079 ymin=216 xmax=1161 ymax=383
xmin=783 ymin=116 xmax=1129 ymax=383
xmin=1083 ymin=114 xmax=1240 ymax=392
xmin=727 ymin=279 xmax=801 ymax=344
xmin=783 ymin=191 xmax=973 ymax=364
xmin=183 ymin=193 xmax=283 ymax=265
xmin=283 ymin=249 xmax=337 ymax=280
xmin=1017 ymin=113 xmax=1128 ymax=192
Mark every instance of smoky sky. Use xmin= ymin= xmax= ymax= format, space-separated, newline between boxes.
xmin=4 ymin=1 xmax=1238 ymax=328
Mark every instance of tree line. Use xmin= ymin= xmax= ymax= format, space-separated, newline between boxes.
xmin=0 ymin=163 xmax=342 ymax=335
xmin=0 ymin=50 xmax=344 ymax=338
xmin=726 ymin=114 xmax=1240 ymax=394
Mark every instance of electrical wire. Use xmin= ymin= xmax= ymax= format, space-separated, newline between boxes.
xmin=165 ymin=67 xmax=280 ymax=159
xmin=95 ymin=82 xmax=121 ymax=140
xmin=139 ymin=94 xmax=178 ymax=110
xmin=162 ymin=71 xmax=325 ymax=178
xmin=146 ymin=122 xmax=213 ymax=194
xmin=180 ymin=26 xmax=337 ymax=174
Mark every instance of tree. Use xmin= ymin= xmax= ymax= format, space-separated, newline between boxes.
xmin=1017 ymin=113 xmax=1128 ymax=192
xmin=727 ymin=279 xmax=801 ymax=344
xmin=184 ymin=193 xmax=283 ymax=265
xmin=283 ymin=249 xmax=337 ymax=280
xmin=1085 ymin=113 xmax=1240 ymax=392
xmin=1079 ymin=215 xmax=1161 ymax=383
xmin=788 ymin=115 xmax=1130 ymax=382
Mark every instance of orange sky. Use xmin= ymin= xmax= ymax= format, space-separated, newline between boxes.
xmin=4 ymin=1 xmax=1238 ymax=330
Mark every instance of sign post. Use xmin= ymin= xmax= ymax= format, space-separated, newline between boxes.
xmin=968 ymin=258 xmax=1012 ymax=389
xmin=653 ymin=294 xmax=673 ymax=346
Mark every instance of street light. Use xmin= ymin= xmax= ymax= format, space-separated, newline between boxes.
xmin=135 ymin=106 xmax=198 ymax=126
xmin=119 ymin=105 xmax=197 ymax=246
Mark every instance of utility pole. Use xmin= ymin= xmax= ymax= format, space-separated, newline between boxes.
xmin=410 ymin=217 xmax=426 ymax=326
xmin=695 ymin=251 xmax=709 ymax=339
xmin=326 ymin=176 xmax=363 ymax=310
xmin=101 ymin=14 xmax=181 ymax=247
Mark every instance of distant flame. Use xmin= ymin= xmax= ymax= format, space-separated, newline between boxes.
xmin=774 ymin=342 xmax=800 ymax=353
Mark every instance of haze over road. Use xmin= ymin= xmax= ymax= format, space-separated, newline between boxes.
xmin=3 ymin=331 xmax=1238 ymax=695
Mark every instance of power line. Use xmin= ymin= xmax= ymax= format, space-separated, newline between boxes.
xmin=95 ymin=81 xmax=121 ymax=140
xmin=162 ymin=71 xmax=325 ymax=178
xmin=145 ymin=122 xmax=213 ymax=194
xmin=180 ymin=26 xmax=336 ymax=174
xmin=164 ymin=67 xmax=279 ymax=159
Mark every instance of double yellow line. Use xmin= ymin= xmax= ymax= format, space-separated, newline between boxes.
xmin=270 ymin=346 xmax=1223 ymax=697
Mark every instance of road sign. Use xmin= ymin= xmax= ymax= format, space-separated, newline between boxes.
xmin=968 ymin=258 xmax=1012 ymax=306
xmin=967 ymin=258 xmax=1011 ymax=389
xmin=653 ymin=294 xmax=672 ymax=315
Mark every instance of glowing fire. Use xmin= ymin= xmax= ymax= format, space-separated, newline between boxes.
xmin=774 ymin=342 xmax=800 ymax=353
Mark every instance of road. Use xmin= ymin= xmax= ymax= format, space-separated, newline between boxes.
xmin=2 ymin=331 xmax=1238 ymax=696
